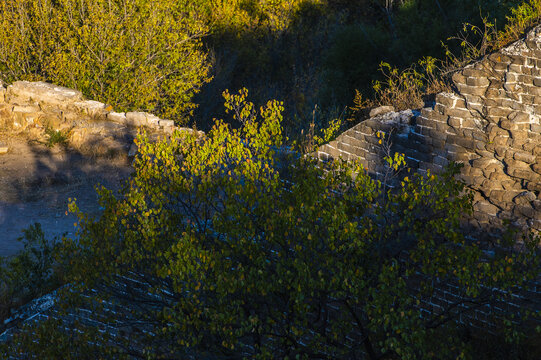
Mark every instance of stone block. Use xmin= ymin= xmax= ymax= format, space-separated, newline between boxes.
xmin=74 ymin=100 xmax=108 ymax=116
xmin=474 ymin=200 xmax=500 ymax=216
xmin=433 ymin=155 xmax=449 ymax=167
xmin=514 ymin=151 xmax=536 ymax=164
xmin=126 ymin=112 xmax=147 ymax=127
xmin=499 ymin=120 xmax=517 ymax=131
xmin=463 ymin=118 xmax=485 ymax=130
xmin=466 ymin=77 xmax=490 ymax=87
xmin=481 ymin=178 xmax=503 ymax=192
xmin=463 ymin=68 xmax=489 ymax=78
xmin=487 ymin=107 xmax=512 ymax=117
xmin=369 ymin=106 xmax=395 ymax=117
xmin=415 ymin=116 xmax=436 ymax=128
xmin=494 ymin=146 xmax=507 ymax=158
xmin=530 ymin=124 xmax=541 ymax=134
xmin=458 ymin=83 xmax=489 ymax=96
xmin=526 ymin=85 xmax=541 ymax=96
xmin=521 ymin=94 xmax=535 ymax=105
xmin=504 ymin=157 xmax=531 ymax=170
xmin=485 ymin=87 xmax=506 ymax=98
xmin=434 ymin=103 xmax=447 ymax=115
xmin=7 ymin=81 xmax=83 ymax=107
xmin=456 ymin=136 xmax=477 ymax=150
xmin=12 ymin=104 xmax=40 ymax=113
xmin=428 ymin=128 xmax=447 ymax=141
xmin=159 ymin=119 xmax=175 ymax=128
xmin=145 ymin=114 xmax=161 ymax=127
xmin=508 ymin=111 xmax=530 ymax=123
xmin=431 ymin=138 xmax=446 ymax=150
xmin=107 ymin=112 xmax=127 ymax=124
xmin=518 ymin=74 xmax=534 ymax=85
xmin=472 ymin=157 xmax=499 ymax=168
xmin=510 ymin=168 xmax=538 ymax=182
xmin=509 ymin=129 xmax=528 ymax=141
xmin=531 ymin=163 xmax=541 ymax=175
xmin=448 ymin=117 xmax=461 ymax=128
xmin=454 ymin=151 xmax=474 ymax=162
xmin=513 ymin=191 xmax=537 ymax=205
xmin=435 ymin=93 xmax=459 ymax=107
xmin=501 ymin=179 xmax=521 ymax=190
xmin=337 ymin=141 xmax=353 ymax=155
xmin=492 ymin=135 xmax=511 ymax=147
xmin=513 ymin=204 xmax=536 ymax=218
xmin=508 ymin=64 xmax=525 ymax=74
xmin=452 ymin=72 xmax=466 ymax=85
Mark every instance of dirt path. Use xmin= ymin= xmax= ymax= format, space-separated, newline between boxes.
xmin=0 ymin=136 xmax=133 ymax=257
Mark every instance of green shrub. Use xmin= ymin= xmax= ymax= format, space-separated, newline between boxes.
xmin=3 ymin=90 xmax=539 ymax=359
xmin=44 ymin=124 xmax=70 ymax=148
xmin=0 ymin=0 xmax=211 ymax=123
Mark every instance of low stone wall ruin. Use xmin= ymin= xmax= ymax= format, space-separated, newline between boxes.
xmin=0 ymin=81 xmax=200 ymax=157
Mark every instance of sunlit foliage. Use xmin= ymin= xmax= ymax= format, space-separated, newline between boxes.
xmin=0 ymin=0 xmax=211 ymax=122
xmin=2 ymin=90 xmax=539 ymax=359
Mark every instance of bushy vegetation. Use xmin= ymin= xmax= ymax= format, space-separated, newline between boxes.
xmin=2 ymin=91 xmax=539 ymax=359
xmin=0 ymin=0 xmax=211 ymax=123
xmin=1 ymin=0 xmax=540 ymax=131
xmin=194 ymin=0 xmax=531 ymax=129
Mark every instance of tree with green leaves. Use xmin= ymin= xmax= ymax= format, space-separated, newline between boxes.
xmin=2 ymin=89 xmax=540 ymax=359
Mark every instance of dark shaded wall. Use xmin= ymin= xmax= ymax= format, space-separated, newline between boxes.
xmin=317 ymin=25 xmax=541 ymax=233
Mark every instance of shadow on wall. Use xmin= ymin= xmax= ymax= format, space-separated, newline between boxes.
xmin=316 ymin=25 xmax=541 ymax=238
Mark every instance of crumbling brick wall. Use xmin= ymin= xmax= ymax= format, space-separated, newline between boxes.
xmin=317 ymin=25 xmax=541 ymax=234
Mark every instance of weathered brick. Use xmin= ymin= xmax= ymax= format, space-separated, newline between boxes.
xmin=446 ymin=107 xmax=473 ymax=119
xmin=435 ymin=93 xmax=459 ymax=107
xmin=452 ymin=72 xmax=466 ymax=85
xmin=466 ymin=77 xmax=490 ymax=87
xmin=499 ymin=119 xmax=517 ymax=131
xmin=487 ymin=107 xmax=512 ymax=117
xmin=514 ymin=151 xmax=536 ymax=164
xmin=448 ymin=117 xmax=461 ymax=128
xmin=416 ymin=116 xmax=436 ymax=128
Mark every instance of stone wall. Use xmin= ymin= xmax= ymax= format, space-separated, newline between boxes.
xmin=0 ymin=81 xmax=200 ymax=156
xmin=317 ymin=25 xmax=541 ymax=234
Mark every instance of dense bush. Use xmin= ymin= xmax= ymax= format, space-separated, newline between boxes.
xmin=2 ymin=91 xmax=539 ymax=359
xmin=0 ymin=0 xmax=211 ymax=123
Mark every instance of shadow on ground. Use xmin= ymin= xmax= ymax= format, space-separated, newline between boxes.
xmin=0 ymin=136 xmax=133 ymax=257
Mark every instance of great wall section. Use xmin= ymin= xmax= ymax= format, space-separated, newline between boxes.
xmin=1 ymin=25 xmax=541 ymax=351
xmin=318 ymin=25 xmax=541 ymax=236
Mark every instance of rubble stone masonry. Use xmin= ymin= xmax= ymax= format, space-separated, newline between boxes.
xmin=317 ymin=25 xmax=541 ymax=235
xmin=0 ymin=81 xmax=199 ymax=157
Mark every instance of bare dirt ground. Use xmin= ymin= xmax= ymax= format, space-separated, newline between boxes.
xmin=0 ymin=135 xmax=133 ymax=257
